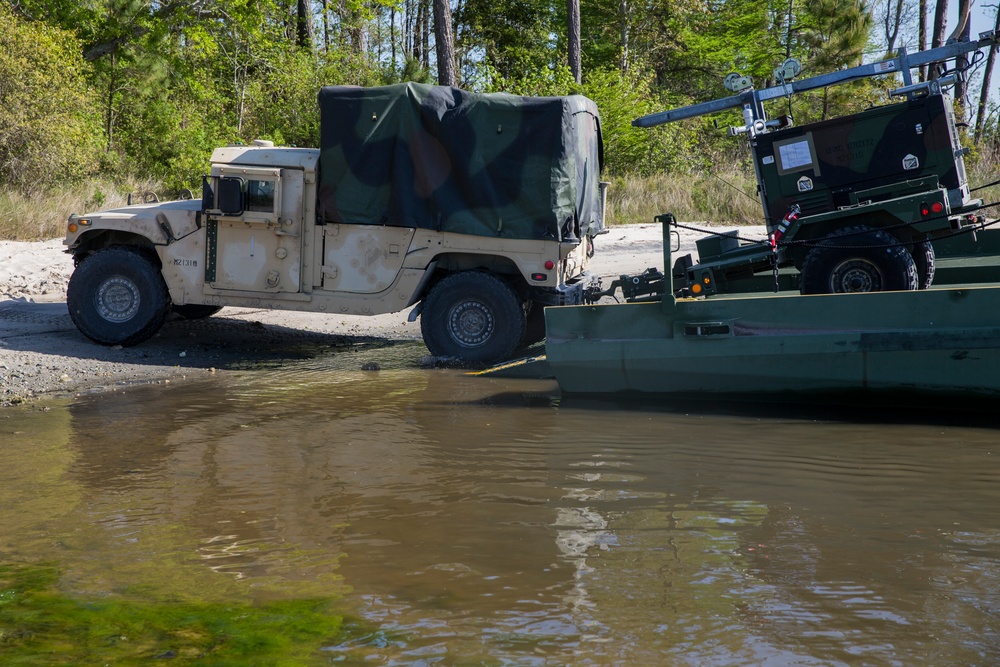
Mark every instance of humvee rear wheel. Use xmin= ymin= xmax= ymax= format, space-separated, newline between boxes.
xmin=67 ymin=246 xmax=171 ymax=346
xmin=420 ymin=271 xmax=526 ymax=363
xmin=173 ymin=304 xmax=224 ymax=319
xmin=799 ymin=226 xmax=919 ymax=294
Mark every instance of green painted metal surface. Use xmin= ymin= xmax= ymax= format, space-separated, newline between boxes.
xmin=544 ymin=221 xmax=1000 ymax=397
xmin=546 ymin=289 xmax=1000 ymax=396
xmin=754 ymin=94 xmax=965 ymax=230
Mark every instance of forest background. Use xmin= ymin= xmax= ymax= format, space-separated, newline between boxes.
xmin=2 ymin=0 xmax=1000 ymax=240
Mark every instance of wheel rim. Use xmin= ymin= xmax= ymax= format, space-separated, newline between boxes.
xmin=830 ymin=258 xmax=882 ymax=292
xmin=448 ymin=300 xmax=494 ymax=347
xmin=95 ymin=275 xmax=141 ymax=323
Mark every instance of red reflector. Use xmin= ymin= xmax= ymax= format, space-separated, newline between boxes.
xmin=931 ymin=202 xmax=944 ymax=213
xmin=531 ymin=273 xmax=547 ymax=282
xmin=544 ymin=260 xmax=555 ymax=270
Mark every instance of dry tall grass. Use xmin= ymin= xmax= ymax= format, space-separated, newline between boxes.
xmin=606 ymin=169 xmax=762 ymax=228
xmin=967 ymin=142 xmax=1000 ymax=215
xmin=6 ymin=172 xmax=765 ymax=241
xmin=0 ymin=178 xmax=162 ymax=241
xmin=608 ymin=146 xmax=1000 ymax=229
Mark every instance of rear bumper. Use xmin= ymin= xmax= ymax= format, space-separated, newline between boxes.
xmin=530 ymin=275 xmax=594 ymax=306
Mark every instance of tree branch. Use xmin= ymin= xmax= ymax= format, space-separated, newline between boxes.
xmin=82 ymin=0 xmax=192 ymax=62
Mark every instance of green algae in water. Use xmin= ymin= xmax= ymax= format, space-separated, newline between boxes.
xmin=0 ymin=562 xmax=356 ymax=665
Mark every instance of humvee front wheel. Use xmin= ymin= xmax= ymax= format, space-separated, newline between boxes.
xmin=67 ymin=246 xmax=171 ymax=346
xmin=420 ymin=271 xmax=526 ymax=363
xmin=799 ymin=226 xmax=919 ymax=294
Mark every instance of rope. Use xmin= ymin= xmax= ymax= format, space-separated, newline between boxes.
xmin=971 ymin=178 xmax=1000 ymax=193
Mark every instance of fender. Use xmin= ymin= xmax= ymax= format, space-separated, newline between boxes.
xmin=66 ymin=200 xmax=202 ymax=252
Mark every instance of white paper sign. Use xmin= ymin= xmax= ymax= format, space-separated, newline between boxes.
xmin=778 ymin=140 xmax=813 ymax=171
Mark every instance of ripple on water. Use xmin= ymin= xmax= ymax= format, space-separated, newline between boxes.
xmin=3 ymin=358 xmax=1000 ymax=665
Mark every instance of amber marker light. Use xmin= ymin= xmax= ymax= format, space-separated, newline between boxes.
xmin=68 ymin=218 xmax=91 ymax=233
xmin=691 ymin=283 xmax=703 ymax=294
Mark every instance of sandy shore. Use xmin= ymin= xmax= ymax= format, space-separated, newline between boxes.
xmin=0 ymin=223 xmax=765 ymax=406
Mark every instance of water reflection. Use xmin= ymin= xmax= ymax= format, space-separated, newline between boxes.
xmin=3 ymin=358 xmax=998 ymax=664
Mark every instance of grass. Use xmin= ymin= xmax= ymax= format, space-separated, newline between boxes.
xmin=0 ymin=178 xmax=162 ymax=241
xmin=966 ymin=141 xmax=1000 ymax=214
xmin=605 ymin=169 xmax=762 ymax=227
xmin=0 ymin=562 xmax=357 ymax=666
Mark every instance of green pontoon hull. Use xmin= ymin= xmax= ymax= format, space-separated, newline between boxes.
xmin=544 ymin=223 xmax=1000 ymax=398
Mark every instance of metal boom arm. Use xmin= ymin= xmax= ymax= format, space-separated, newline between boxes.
xmin=634 ymin=33 xmax=998 ymax=128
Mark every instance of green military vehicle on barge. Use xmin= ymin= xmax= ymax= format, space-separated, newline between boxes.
xmin=632 ymin=34 xmax=998 ymax=299
xmin=534 ymin=34 xmax=1000 ymax=401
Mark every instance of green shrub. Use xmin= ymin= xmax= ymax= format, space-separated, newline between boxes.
xmin=0 ymin=6 xmax=103 ymax=195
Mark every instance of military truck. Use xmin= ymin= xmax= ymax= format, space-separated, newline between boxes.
xmin=632 ymin=34 xmax=997 ymax=297
xmin=64 ymin=83 xmax=606 ymax=363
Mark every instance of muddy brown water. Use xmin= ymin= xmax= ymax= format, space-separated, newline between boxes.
xmin=3 ymin=342 xmax=1000 ymax=665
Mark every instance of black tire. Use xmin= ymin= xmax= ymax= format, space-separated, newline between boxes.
xmin=912 ymin=240 xmax=936 ymax=290
xmin=67 ymin=246 xmax=171 ymax=346
xmin=799 ymin=226 xmax=919 ymax=294
xmin=523 ymin=301 xmax=547 ymax=347
xmin=172 ymin=304 xmax=223 ymax=319
xmin=420 ymin=271 xmax=527 ymax=363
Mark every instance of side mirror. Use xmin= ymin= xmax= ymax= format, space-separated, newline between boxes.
xmin=200 ymin=176 xmax=214 ymax=212
xmin=217 ymin=177 xmax=245 ymax=215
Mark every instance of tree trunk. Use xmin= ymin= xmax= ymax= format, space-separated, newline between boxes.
xmin=883 ymin=0 xmax=904 ymax=54
xmin=433 ymin=0 xmax=457 ymax=86
xmin=567 ymin=0 xmax=581 ymax=83
xmin=322 ymin=0 xmax=330 ymax=52
xmin=785 ymin=0 xmax=794 ymax=59
xmin=953 ymin=0 xmax=972 ymax=120
xmin=354 ymin=15 xmax=368 ymax=54
xmin=618 ymin=0 xmax=629 ymax=72
xmin=930 ymin=0 xmax=949 ymax=80
xmin=338 ymin=0 xmax=367 ymax=54
xmin=918 ymin=0 xmax=927 ymax=80
xmin=105 ymin=53 xmax=117 ymax=153
xmin=404 ymin=0 xmax=413 ymax=56
xmin=421 ymin=0 xmax=430 ymax=69
xmin=975 ymin=7 xmax=1000 ymax=140
xmin=296 ymin=0 xmax=314 ymax=49
xmin=413 ymin=0 xmax=424 ymax=65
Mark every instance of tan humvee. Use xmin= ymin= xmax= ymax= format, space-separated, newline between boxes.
xmin=64 ymin=84 xmax=606 ymax=363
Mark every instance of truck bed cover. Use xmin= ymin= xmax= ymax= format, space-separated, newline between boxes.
xmin=317 ymin=83 xmax=604 ymax=241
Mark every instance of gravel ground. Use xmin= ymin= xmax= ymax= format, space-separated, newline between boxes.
xmin=0 ymin=224 xmax=764 ymax=406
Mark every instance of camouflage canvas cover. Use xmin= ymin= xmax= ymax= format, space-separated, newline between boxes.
xmin=317 ymin=83 xmax=604 ymax=241
xmin=753 ymin=94 xmax=964 ymax=225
